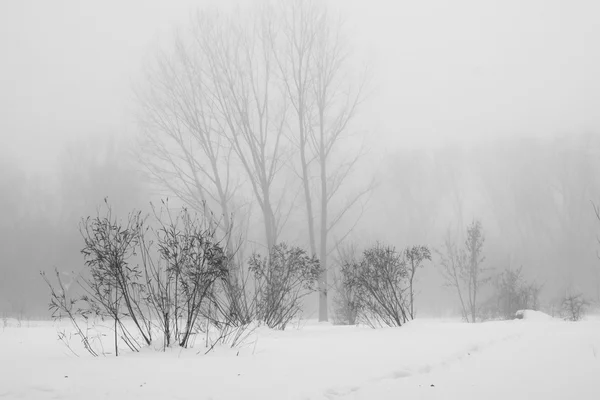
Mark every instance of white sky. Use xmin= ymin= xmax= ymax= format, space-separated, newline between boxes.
xmin=2 ymin=0 xmax=600 ymax=171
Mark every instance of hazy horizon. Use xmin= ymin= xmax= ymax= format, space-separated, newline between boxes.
xmin=1 ymin=0 xmax=600 ymax=318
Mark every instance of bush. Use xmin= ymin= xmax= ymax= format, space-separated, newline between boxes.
xmin=141 ymin=204 xmax=230 ymax=348
xmin=43 ymin=200 xmax=236 ymax=356
xmin=342 ymin=243 xmax=429 ymax=328
xmin=483 ymin=266 xmax=542 ymax=320
xmin=561 ymin=292 xmax=588 ymax=321
xmin=249 ymin=243 xmax=320 ymax=330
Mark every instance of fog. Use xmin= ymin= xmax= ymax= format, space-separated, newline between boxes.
xmin=1 ymin=0 xmax=600 ymax=318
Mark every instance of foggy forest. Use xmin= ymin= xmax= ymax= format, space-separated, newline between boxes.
xmin=1 ymin=1 xmax=600 ymax=399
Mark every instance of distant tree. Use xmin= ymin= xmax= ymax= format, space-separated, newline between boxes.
xmin=404 ymin=245 xmax=432 ymax=319
xmin=464 ymin=220 xmax=489 ymax=322
xmin=438 ymin=220 xmax=490 ymax=322
xmin=274 ymin=0 xmax=372 ymax=322
xmin=485 ymin=266 xmax=542 ymax=320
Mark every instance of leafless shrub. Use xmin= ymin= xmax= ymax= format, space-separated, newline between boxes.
xmin=561 ymin=292 xmax=589 ymax=321
xmin=343 ymin=243 xmax=410 ymax=328
xmin=249 ymin=243 xmax=321 ymax=330
xmin=77 ymin=200 xmax=152 ymax=355
xmin=44 ymin=199 xmax=244 ymax=355
xmin=41 ymin=269 xmax=98 ymax=357
xmin=140 ymin=203 xmax=230 ymax=349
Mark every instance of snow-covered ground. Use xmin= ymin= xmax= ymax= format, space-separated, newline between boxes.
xmin=1 ymin=313 xmax=599 ymax=399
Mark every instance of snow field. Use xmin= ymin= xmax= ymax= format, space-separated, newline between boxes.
xmin=1 ymin=313 xmax=599 ymax=399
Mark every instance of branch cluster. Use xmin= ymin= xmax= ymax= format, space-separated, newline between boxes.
xmin=437 ymin=220 xmax=490 ymax=323
xmin=249 ymin=243 xmax=321 ymax=330
xmin=481 ymin=266 xmax=542 ymax=320
xmin=43 ymin=200 xmax=231 ymax=356
xmin=337 ymin=243 xmax=430 ymax=328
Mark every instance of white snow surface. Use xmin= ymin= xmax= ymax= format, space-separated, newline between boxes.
xmin=1 ymin=316 xmax=600 ymax=399
xmin=515 ymin=309 xmax=555 ymax=321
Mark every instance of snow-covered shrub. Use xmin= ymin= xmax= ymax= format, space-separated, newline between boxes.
xmin=249 ymin=243 xmax=320 ymax=330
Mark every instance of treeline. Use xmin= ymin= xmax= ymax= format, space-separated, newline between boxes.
xmin=370 ymin=132 xmax=600 ymax=311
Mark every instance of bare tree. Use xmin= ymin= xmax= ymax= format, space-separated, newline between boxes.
xmin=438 ymin=220 xmax=490 ymax=323
xmin=138 ymin=2 xmax=371 ymax=322
xmin=464 ymin=220 xmax=488 ymax=322
xmin=137 ymin=7 xmax=291 ymax=255
xmin=274 ymin=0 xmax=371 ymax=321
xmin=437 ymin=230 xmax=470 ymax=322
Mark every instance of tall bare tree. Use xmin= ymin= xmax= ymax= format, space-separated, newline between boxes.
xmin=137 ymin=8 xmax=292 ymax=254
xmin=138 ymin=1 xmax=371 ymax=322
xmin=274 ymin=0 xmax=371 ymax=321
xmin=438 ymin=220 xmax=489 ymax=322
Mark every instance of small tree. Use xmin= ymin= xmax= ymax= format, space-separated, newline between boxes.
xmin=404 ymin=245 xmax=431 ymax=319
xmin=249 ymin=243 xmax=321 ymax=330
xmin=438 ymin=220 xmax=490 ymax=323
xmin=464 ymin=220 xmax=488 ymax=322
xmin=438 ymin=231 xmax=470 ymax=321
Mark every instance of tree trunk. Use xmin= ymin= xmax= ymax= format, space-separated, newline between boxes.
xmin=318 ymin=115 xmax=328 ymax=322
xmin=299 ymin=122 xmax=317 ymax=256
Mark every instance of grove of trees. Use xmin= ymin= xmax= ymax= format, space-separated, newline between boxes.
xmin=2 ymin=0 xmax=600 ymax=339
xmin=136 ymin=0 xmax=371 ymax=322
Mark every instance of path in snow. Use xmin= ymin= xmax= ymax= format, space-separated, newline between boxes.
xmin=327 ymin=319 xmax=600 ymax=400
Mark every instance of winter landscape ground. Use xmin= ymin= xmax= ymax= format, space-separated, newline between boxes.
xmin=2 ymin=311 xmax=599 ymax=400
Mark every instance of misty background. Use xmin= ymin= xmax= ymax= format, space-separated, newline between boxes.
xmin=1 ymin=0 xmax=600 ymax=318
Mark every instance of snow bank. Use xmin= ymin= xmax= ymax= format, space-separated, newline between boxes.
xmin=514 ymin=309 xmax=554 ymax=321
